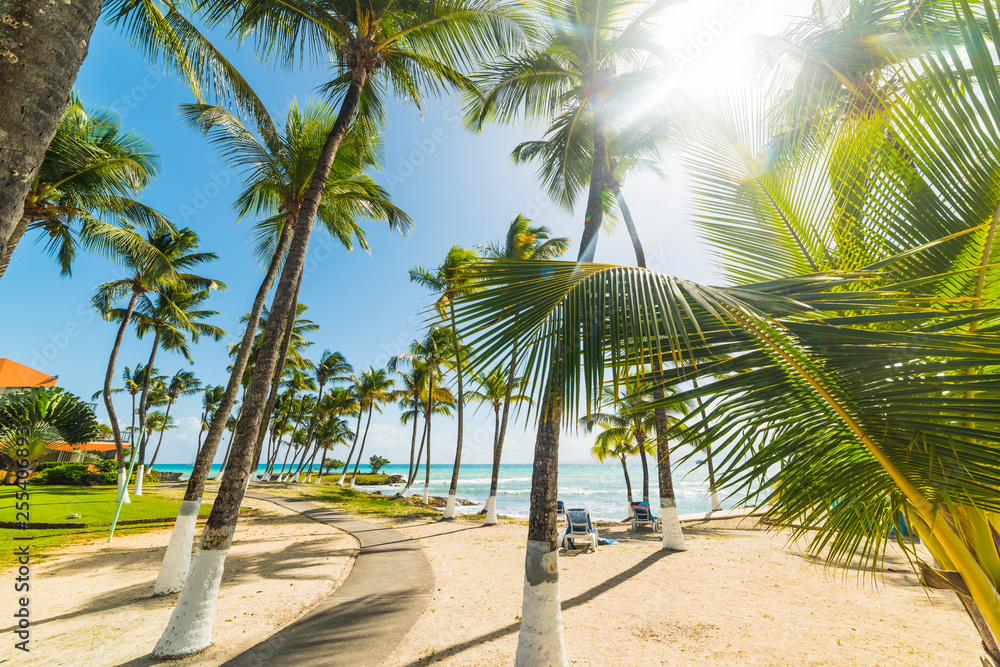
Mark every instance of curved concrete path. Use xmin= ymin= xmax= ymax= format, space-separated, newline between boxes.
xmin=223 ymin=491 xmax=433 ymax=667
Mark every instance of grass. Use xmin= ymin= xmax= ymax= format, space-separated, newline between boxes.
xmin=316 ymin=472 xmax=396 ymax=485
xmin=0 ymin=483 xmax=211 ymax=570
xmin=257 ymin=481 xmax=441 ymax=520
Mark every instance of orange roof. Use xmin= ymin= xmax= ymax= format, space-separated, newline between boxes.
xmin=0 ymin=359 xmax=57 ymax=389
xmin=46 ymin=441 xmax=117 ymax=452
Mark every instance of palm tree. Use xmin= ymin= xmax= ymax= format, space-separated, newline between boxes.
xmin=94 ymin=226 xmax=218 ymax=499
xmin=466 ymin=364 xmax=532 ymax=524
xmin=312 ymin=415 xmax=354 ymax=484
xmin=152 ymin=0 xmax=529 ymax=650
xmin=196 ymin=385 xmax=225 ymax=458
xmin=455 ymin=6 xmax=1000 ymax=660
xmin=313 ymin=389 xmax=358 ymax=484
xmin=336 ymin=368 xmax=394 ymax=488
xmin=479 ymin=215 xmax=568 ymax=524
xmin=297 ymin=351 xmax=352 ymax=479
xmin=0 ymin=93 xmax=171 ymax=282
xmin=117 ymin=284 xmax=224 ymax=494
xmin=580 ymin=380 xmax=663 ymax=514
xmin=147 ymin=413 xmax=178 ymax=469
xmin=588 ymin=424 xmax=638 ymax=515
xmin=0 ymin=0 xmax=264 ymax=271
xmin=146 ymin=370 xmax=201 ymax=476
xmin=218 ymin=414 xmax=240 ymax=479
xmin=410 ymin=246 xmax=479 ymax=518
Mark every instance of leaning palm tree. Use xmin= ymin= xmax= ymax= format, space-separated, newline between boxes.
xmin=195 ymin=384 xmax=225 ymax=458
xmin=94 ymin=226 xmax=217 ymax=503
xmin=338 ymin=368 xmax=394 ymax=488
xmin=587 ymin=424 xmax=638 ymax=516
xmin=410 ymin=246 xmax=479 ymax=518
xmin=455 ymin=4 xmax=1000 ymax=662
xmin=466 ymin=364 xmax=532 ymax=524
xmin=153 ymin=2 xmax=526 ymax=654
xmin=0 ymin=93 xmax=170 ymax=282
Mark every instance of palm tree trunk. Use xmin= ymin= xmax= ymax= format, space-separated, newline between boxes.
xmin=276 ymin=441 xmax=294 ymax=479
xmin=315 ymin=446 xmax=328 ymax=484
xmin=402 ymin=418 xmax=428 ymax=496
xmin=133 ymin=330 xmax=161 ymax=497
xmin=691 ymin=381 xmax=721 ymax=511
xmin=349 ymin=405 xmax=375 ymax=488
xmin=636 ymin=436 xmax=650 ymax=504
xmin=195 ymin=408 xmax=207 ymax=461
xmin=179 ymin=216 xmax=291 ymax=506
xmin=218 ymin=428 xmax=236 ymax=477
xmin=424 ymin=404 xmax=433 ymax=504
xmin=103 ymin=290 xmax=139 ymax=504
xmin=488 ymin=341 xmax=519 ymax=526
xmin=617 ymin=186 xmax=687 ymax=546
xmin=621 ymin=455 xmax=635 ymax=515
xmin=252 ymin=269 xmax=303 ymax=475
xmin=407 ymin=402 xmax=419 ymax=483
xmin=303 ymin=446 xmax=321 ymax=482
xmin=338 ymin=410 xmax=365 ymax=486
xmin=485 ymin=403 xmax=502 ymax=524
xmin=445 ymin=302 xmax=466 ymax=519
xmin=513 ymin=362 xmax=566 ymax=666
xmin=0 ymin=216 xmax=29 ymax=281
xmin=148 ymin=400 xmax=173 ymax=469
xmin=0 ymin=0 xmax=102 ymax=265
xmin=577 ymin=122 xmax=609 ymax=263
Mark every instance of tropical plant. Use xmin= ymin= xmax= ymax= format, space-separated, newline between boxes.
xmin=297 ymin=351 xmax=353 ymax=478
xmin=410 ymin=245 xmax=479 ymax=517
xmin=0 ymin=388 xmax=100 ymax=484
xmin=466 ymin=363 xmax=532 ymax=524
xmin=337 ymin=367 xmax=394 ymax=488
xmin=147 ymin=370 xmax=201 ymax=471
xmin=313 ymin=410 xmax=355 ymax=484
xmin=0 ymin=93 xmax=170 ymax=282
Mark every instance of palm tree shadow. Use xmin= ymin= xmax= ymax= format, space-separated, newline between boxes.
xmin=396 ymin=548 xmax=676 ymax=666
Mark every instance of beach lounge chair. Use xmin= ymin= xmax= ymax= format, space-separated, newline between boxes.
xmin=562 ymin=508 xmax=598 ymax=551
xmin=556 ymin=500 xmax=566 ymax=519
xmin=631 ymin=502 xmax=661 ymax=532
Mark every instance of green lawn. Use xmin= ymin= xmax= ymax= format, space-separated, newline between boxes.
xmin=259 ymin=482 xmax=440 ymax=520
xmin=0 ymin=484 xmax=211 ymax=570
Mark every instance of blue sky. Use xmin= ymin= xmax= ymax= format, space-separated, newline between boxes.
xmin=0 ymin=0 xmax=811 ymax=466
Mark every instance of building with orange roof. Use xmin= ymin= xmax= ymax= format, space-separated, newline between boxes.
xmin=0 ymin=358 xmax=58 ymax=395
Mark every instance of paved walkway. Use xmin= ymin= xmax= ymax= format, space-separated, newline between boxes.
xmin=223 ymin=492 xmax=434 ymax=667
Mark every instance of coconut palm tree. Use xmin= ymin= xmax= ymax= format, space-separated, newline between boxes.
xmin=0 ymin=0 xmax=262 ymax=271
xmin=313 ymin=388 xmax=358 ymax=484
xmin=337 ymin=368 xmax=394 ymax=488
xmin=147 ymin=413 xmax=178 ymax=469
xmin=466 ymin=364 xmax=532 ymax=524
xmin=587 ymin=424 xmax=638 ymax=516
xmin=195 ymin=384 xmax=225 ymax=458
xmin=152 ymin=13 xmax=528 ymax=654
xmin=454 ymin=5 xmax=1000 ymax=662
xmin=410 ymin=246 xmax=479 ymax=518
xmin=94 ymin=226 xmax=219 ymax=499
xmin=312 ymin=415 xmax=354 ymax=484
xmin=146 ymin=370 xmax=201 ymax=477
xmin=296 ymin=351 xmax=352 ymax=479
xmin=0 ymin=93 xmax=171 ymax=282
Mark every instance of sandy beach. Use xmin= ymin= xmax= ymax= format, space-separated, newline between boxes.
xmin=0 ymin=496 xmax=356 ymax=666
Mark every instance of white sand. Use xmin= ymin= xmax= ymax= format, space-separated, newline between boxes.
xmin=1 ymin=496 xmax=356 ymax=666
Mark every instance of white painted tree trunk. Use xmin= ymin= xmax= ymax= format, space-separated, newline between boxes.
xmin=117 ymin=468 xmax=131 ymax=504
xmin=152 ymin=541 xmax=230 ymax=658
xmin=485 ymin=495 xmax=498 ymax=525
xmin=660 ymin=498 xmax=687 ymax=551
xmin=154 ymin=499 xmax=201 ymax=595
xmin=350 ymin=476 xmax=357 ymax=489
xmin=134 ymin=464 xmax=144 ymax=496
xmin=626 ymin=503 xmax=634 ymax=519
xmin=514 ymin=540 xmax=567 ymax=666
xmin=423 ymin=484 xmax=429 ymax=504
xmin=710 ymin=489 xmax=722 ymax=512
xmin=444 ymin=493 xmax=457 ymax=519
xmin=399 ymin=483 xmax=411 ymax=498
xmin=337 ymin=471 xmax=347 ymax=486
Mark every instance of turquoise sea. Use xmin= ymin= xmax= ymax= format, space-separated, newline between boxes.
xmin=153 ymin=461 xmax=721 ymax=521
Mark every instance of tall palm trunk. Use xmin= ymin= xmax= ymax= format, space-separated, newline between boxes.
xmin=103 ymin=289 xmax=139 ymax=505
xmin=636 ymin=435 xmax=650 ymax=504
xmin=148 ymin=400 xmax=174 ymax=469
xmin=406 ymin=402 xmax=420 ymax=483
xmin=218 ymin=428 xmax=236 ymax=477
xmin=153 ymin=68 xmax=370 ymax=659
xmin=444 ymin=302 xmax=466 ymax=518
xmin=514 ymin=360 xmax=566 ymax=666
xmin=617 ymin=187 xmax=687 ymax=548
xmin=297 ymin=380 xmax=326 ymax=478
xmin=0 ymin=216 xmax=29 ymax=280
xmin=620 ymin=454 xmax=634 ymax=514
xmin=577 ymin=119 xmax=608 ymax=263
xmin=423 ymin=402 xmax=433 ymax=504
xmin=133 ymin=329 xmax=161 ymax=496
xmin=338 ymin=409 xmax=366 ymax=486
xmin=487 ymin=342 xmax=519 ymax=525
xmin=402 ymin=418 xmax=428 ymax=496
xmin=485 ymin=403 xmax=502 ymax=524
xmin=252 ymin=270 xmax=303 ymax=475
xmin=0 ymin=0 xmax=102 ymax=264
xmin=349 ymin=405 xmax=375 ymax=488
xmin=195 ymin=407 xmax=208 ymax=461
xmin=276 ymin=441 xmax=294 ymax=479
xmin=315 ymin=446 xmax=329 ymax=484
xmin=692 ymin=383 xmax=721 ymax=511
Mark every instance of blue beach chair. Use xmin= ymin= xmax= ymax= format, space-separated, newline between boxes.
xmin=631 ymin=502 xmax=661 ymax=532
xmin=562 ymin=508 xmax=598 ymax=551
xmin=556 ymin=500 xmax=566 ymax=520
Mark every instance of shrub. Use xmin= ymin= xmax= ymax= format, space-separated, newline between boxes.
xmin=323 ymin=459 xmax=345 ymax=471
xmin=32 ymin=463 xmax=94 ymax=485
